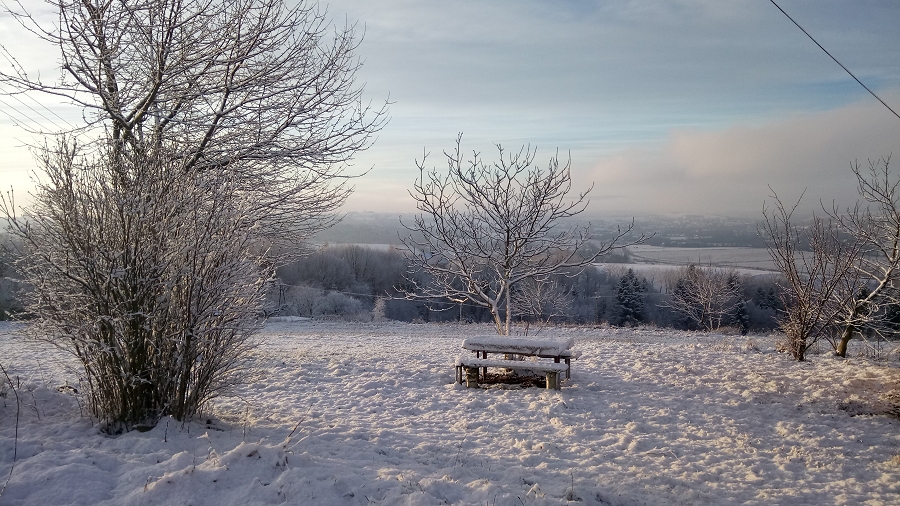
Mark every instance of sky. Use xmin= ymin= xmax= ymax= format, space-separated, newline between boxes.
xmin=1 ymin=0 xmax=899 ymax=219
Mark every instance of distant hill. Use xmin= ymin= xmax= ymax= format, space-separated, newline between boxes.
xmin=631 ymin=215 xmax=766 ymax=248
xmin=313 ymin=212 xmax=766 ymax=249
xmin=311 ymin=212 xmax=411 ymax=245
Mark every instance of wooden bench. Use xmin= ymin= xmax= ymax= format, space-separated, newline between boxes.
xmin=455 ymin=356 xmax=570 ymax=390
xmin=461 ymin=336 xmax=580 ymax=380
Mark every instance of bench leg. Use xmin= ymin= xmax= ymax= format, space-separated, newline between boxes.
xmin=465 ymin=366 xmax=480 ymax=388
xmin=546 ymin=371 xmax=559 ymax=390
xmin=565 ymin=358 xmax=571 ymax=379
xmin=456 ymin=365 xmax=463 ymax=384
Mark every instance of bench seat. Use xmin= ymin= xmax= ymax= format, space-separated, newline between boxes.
xmin=455 ymin=357 xmax=568 ymax=390
xmin=536 ymin=349 xmax=581 ymax=360
xmin=455 ymin=357 xmax=569 ymax=372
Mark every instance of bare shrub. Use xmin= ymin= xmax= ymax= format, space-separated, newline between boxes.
xmin=513 ymin=277 xmax=573 ymax=333
xmin=312 ymin=292 xmax=364 ymax=317
xmin=665 ymin=265 xmax=744 ymax=331
xmin=3 ymin=144 xmax=269 ymax=430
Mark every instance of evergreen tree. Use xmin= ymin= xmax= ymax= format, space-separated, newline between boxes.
xmin=732 ymin=302 xmax=751 ymax=335
xmin=615 ymin=268 xmax=645 ymax=326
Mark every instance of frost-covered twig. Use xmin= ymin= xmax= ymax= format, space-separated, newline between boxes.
xmin=0 ymin=362 xmax=20 ymax=500
xmin=283 ymin=405 xmax=313 ymax=447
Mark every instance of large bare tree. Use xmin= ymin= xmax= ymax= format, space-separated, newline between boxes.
xmin=1 ymin=0 xmax=385 ymax=429
xmin=401 ymin=134 xmax=642 ymax=335
xmin=2 ymin=0 xmax=387 ymax=248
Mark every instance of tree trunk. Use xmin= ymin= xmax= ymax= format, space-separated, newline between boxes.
xmin=490 ymin=303 xmax=504 ymax=336
xmin=789 ymin=331 xmax=807 ymax=361
xmin=174 ymin=331 xmax=193 ymax=421
xmin=836 ymin=324 xmax=854 ymax=357
xmin=504 ymin=285 xmax=511 ymax=336
xmin=836 ymin=305 xmax=861 ymax=358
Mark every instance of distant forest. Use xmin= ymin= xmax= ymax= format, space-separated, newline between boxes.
xmin=1 ymin=221 xmax=779 ymax=329
xmin=268 ymin=243 xmax=783 ymax=333
xmin=313 ymin=212 xmax=768 ymax=249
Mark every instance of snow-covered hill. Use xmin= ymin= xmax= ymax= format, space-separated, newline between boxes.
xmin=1 ymin=320 xmax=898 ymax=505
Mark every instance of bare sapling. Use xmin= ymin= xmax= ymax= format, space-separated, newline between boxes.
xmin=828 ymin=157 xmax=900 ymax=357
xmin=761 ymin=190 xmax=864 ymax=361
xmin=665 ymin=265 xmax=745 ymax=332
xmin=401 ymin=133 xmax=645 ymax=335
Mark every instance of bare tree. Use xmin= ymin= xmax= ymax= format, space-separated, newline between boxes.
xmin=828 ymin=157 xmax=900 ymax=357
xmin=400 ymin=134 xmax=642 ymax=335
xmin=0 ymin=0 xmax=384 ymax=429
xmin=665 ymin=265 xmax=744 ymax=332
xmin=761 ymin=191 xmax=864 ymax=361
xmin=512 ymin=277 xmax=573 ymax=333
xmin=1 ymin=0 xmax=387 ymax=249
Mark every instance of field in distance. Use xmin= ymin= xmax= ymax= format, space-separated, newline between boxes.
xmin=625 ymin=244 xmax=776 ymax=272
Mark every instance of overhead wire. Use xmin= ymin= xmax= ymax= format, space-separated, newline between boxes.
xmin=0 ymin=96 xmax=43 ymax=132
xmin=0 ymin=80 xmax=79 ymax=132
xmin=0 ymin=94 xmax=67 ymax=133
xmin=769 ymin=0 xmax=900 ymax=121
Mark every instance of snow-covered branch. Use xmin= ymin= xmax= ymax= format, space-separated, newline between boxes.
xmin=400 ymin=133 xmax=645 ymax=335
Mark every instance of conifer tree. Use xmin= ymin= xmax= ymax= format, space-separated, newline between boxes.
xmin=615 ymin=268 xmax=645 ymax=326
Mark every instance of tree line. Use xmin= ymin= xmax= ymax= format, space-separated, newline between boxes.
xmin=267 ymin=243 xmax=784 ymax=334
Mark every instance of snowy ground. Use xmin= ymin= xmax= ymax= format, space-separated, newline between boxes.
xmin=627 ymin=245 xmax=776 ymax=271
xmin=1 ymin=319 xmax=900 ymax=505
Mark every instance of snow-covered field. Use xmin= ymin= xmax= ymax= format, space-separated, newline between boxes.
xmin=627 ymin=245 xmax=776 ymax=272
xmin=1 ymin=320 xmax=900 ymax=505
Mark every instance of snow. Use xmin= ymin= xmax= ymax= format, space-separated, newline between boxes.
xmin=596 ymin=262 xmax=775 ymax=279
xmin=2 ymin=320 xmax=900 ymax=505
xmin=462 ymin=335 xmax=575 ymax=355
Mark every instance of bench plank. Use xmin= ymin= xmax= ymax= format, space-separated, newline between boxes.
xmin=455 ymin=357 xmax=568 ymax=372
xmin=455 ymin=357 xmax=567 ymax=390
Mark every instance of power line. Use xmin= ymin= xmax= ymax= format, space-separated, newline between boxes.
xmin=0 ymin=98 xmax=41 ymax=132
xmin=0 ymin=94 xmax=66 ymax=133
xmin=0 ymin=82 xmax=79 ymax=133
xmin=769 ymin=0 xmax=900 ymax=121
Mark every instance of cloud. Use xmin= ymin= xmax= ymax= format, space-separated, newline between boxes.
xmin=581 ymin=90 xmax=900 ymax=217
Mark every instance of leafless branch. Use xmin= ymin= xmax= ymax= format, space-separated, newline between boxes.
xmin=760 ymin=189 xmax=864 ymax=360
xmin=400 ymin=133 xmax=645 ymax=335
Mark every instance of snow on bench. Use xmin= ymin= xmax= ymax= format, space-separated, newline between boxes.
xmin=455 ymin=356 xmax=570 ymax=390
xmin=460 ymin=335 xmax=580 ymax=382
xmin=461 ymin=336 xmax=575 ymax=356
